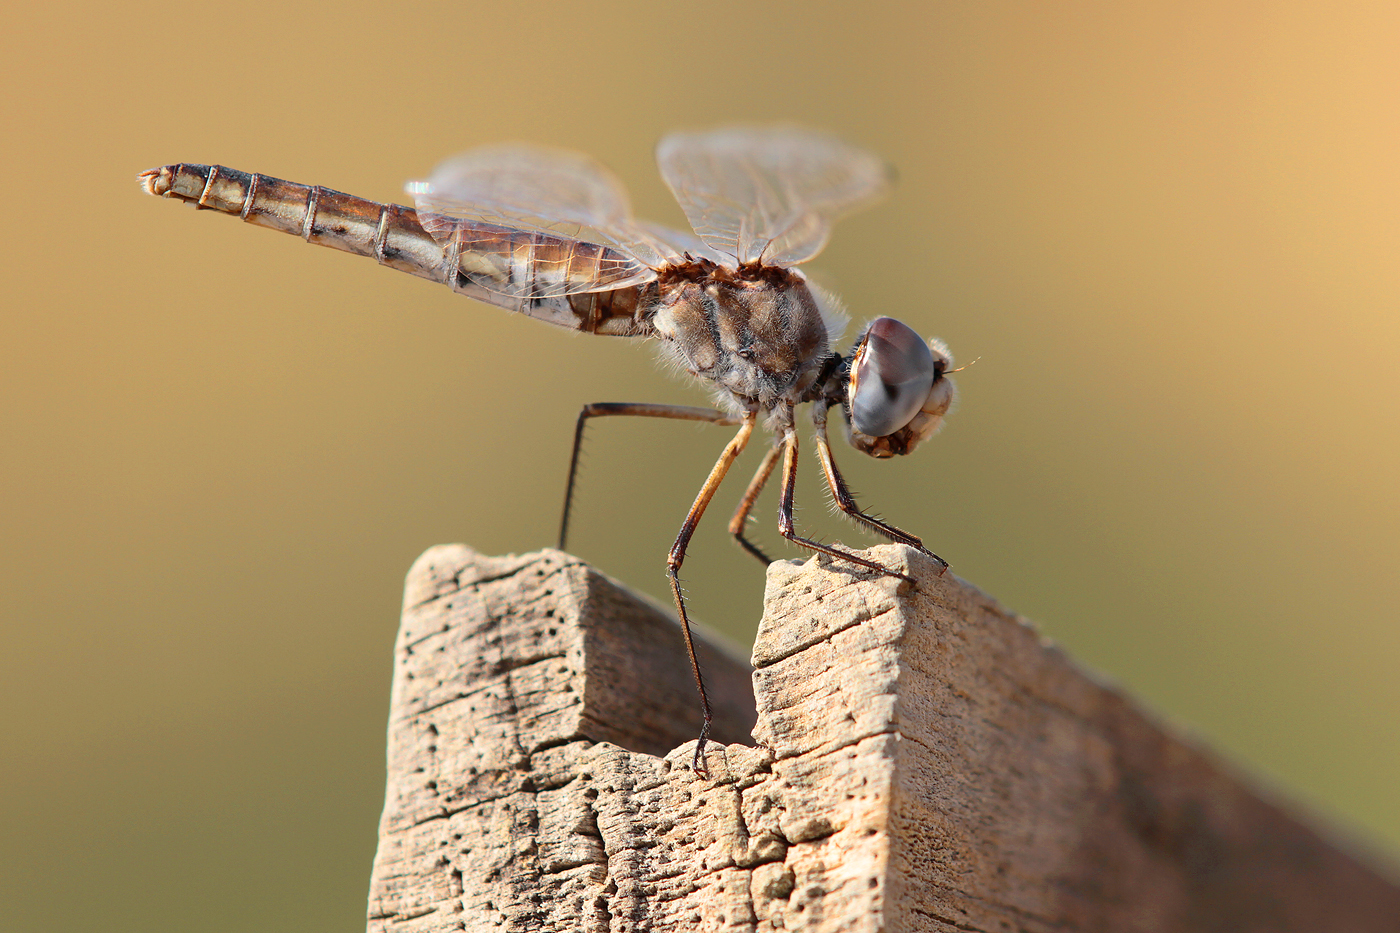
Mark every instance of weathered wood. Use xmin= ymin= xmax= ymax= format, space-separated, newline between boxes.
xmin=367 ymin=544 xmax=1400 ymax=932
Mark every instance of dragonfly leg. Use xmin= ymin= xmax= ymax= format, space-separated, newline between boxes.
xmin=811 ymin=402 xmax=948 ymax=570
xmin=727 ymin=441 xmax=784 ymax=565
xmin=775 ymin=429 xmax=916 ymax=584
xmin=666 ymin=410 xmax=757 ymax=776
xmin=559 ymin=402 xmax=740 ymax=551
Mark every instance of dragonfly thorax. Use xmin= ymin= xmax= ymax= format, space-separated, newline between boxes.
xmin=649 ymin=263 xmax=830 ymax=414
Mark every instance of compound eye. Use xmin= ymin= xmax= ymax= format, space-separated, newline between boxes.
xmin=848 ymin=317 xmax=936 ymax=437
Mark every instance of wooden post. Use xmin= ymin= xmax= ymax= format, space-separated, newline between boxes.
xmin=367 ymin=544 xmax=1400 ymax=932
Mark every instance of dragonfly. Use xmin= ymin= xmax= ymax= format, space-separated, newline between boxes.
xmin=139 ymin=126 xmax=957 ymax=774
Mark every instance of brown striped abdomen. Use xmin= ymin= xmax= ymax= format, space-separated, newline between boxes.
xmin=138 ymin=163 xmax=654 ymax=336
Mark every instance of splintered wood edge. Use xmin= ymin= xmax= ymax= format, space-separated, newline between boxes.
xmin=368 ymin=543 xmax=1400 ymax=933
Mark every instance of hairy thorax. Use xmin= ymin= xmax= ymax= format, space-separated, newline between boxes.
xmin=649 ymin=261 xmax=831 ymax=414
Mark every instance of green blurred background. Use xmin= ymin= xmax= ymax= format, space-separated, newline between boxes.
xmin=4 ymin=1 xmax=1398 ymax=929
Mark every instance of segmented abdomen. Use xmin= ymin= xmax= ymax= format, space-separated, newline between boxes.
xmin=138 ymin=163 xmax=654 ymax=336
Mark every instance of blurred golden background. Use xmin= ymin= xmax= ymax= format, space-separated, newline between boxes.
xmin=4 ymin=1 xmax=1398 ymax=929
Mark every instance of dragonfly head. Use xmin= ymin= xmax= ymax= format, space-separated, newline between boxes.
xmin=839 ymin=317 xmax=955 ymax=459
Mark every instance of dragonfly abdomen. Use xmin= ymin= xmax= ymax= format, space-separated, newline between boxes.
xmin=139 ymin=163 xmax=654 ymax=337
xmin=138 ymin=164 xmax=450 ymax=286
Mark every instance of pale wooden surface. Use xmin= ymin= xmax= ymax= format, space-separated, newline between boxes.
xmin=367 ymin=544 xmax=1400 ymax=932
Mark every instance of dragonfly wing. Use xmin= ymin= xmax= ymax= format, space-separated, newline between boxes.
xmin=410 ymin=144 xmax=673 ymax=285
xmin=656 ymin=126 xmax=893 ymax=267
xmin=633 ymin=220 xmax=731 ymax=265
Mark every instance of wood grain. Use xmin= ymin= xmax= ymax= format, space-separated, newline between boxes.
xmin=367 ymin=544 xmax=1400 ymax=932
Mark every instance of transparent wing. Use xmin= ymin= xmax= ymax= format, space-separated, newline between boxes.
xmin=656 ymin=126 xmax=894 ymax=267
xmin=410 ymin=145 xmax=631 ymax=236
xmin=409 ymin=144 xmax=688 ymax=295
xmin=634 ymin=220 xmax=731 ymax=265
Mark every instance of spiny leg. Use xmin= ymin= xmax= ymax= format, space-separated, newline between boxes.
xmin=811 ymin=401 xmax=948 ymax=570
xmin=727 ymin=441 xmax=784 ymax=565
xmin=559 ymin=402 xmax=740 ymax=551
xmin=667 ymin=410 xmax=756 ymax=776
xmin=776 ymin=428 xmax=915 ymax=584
